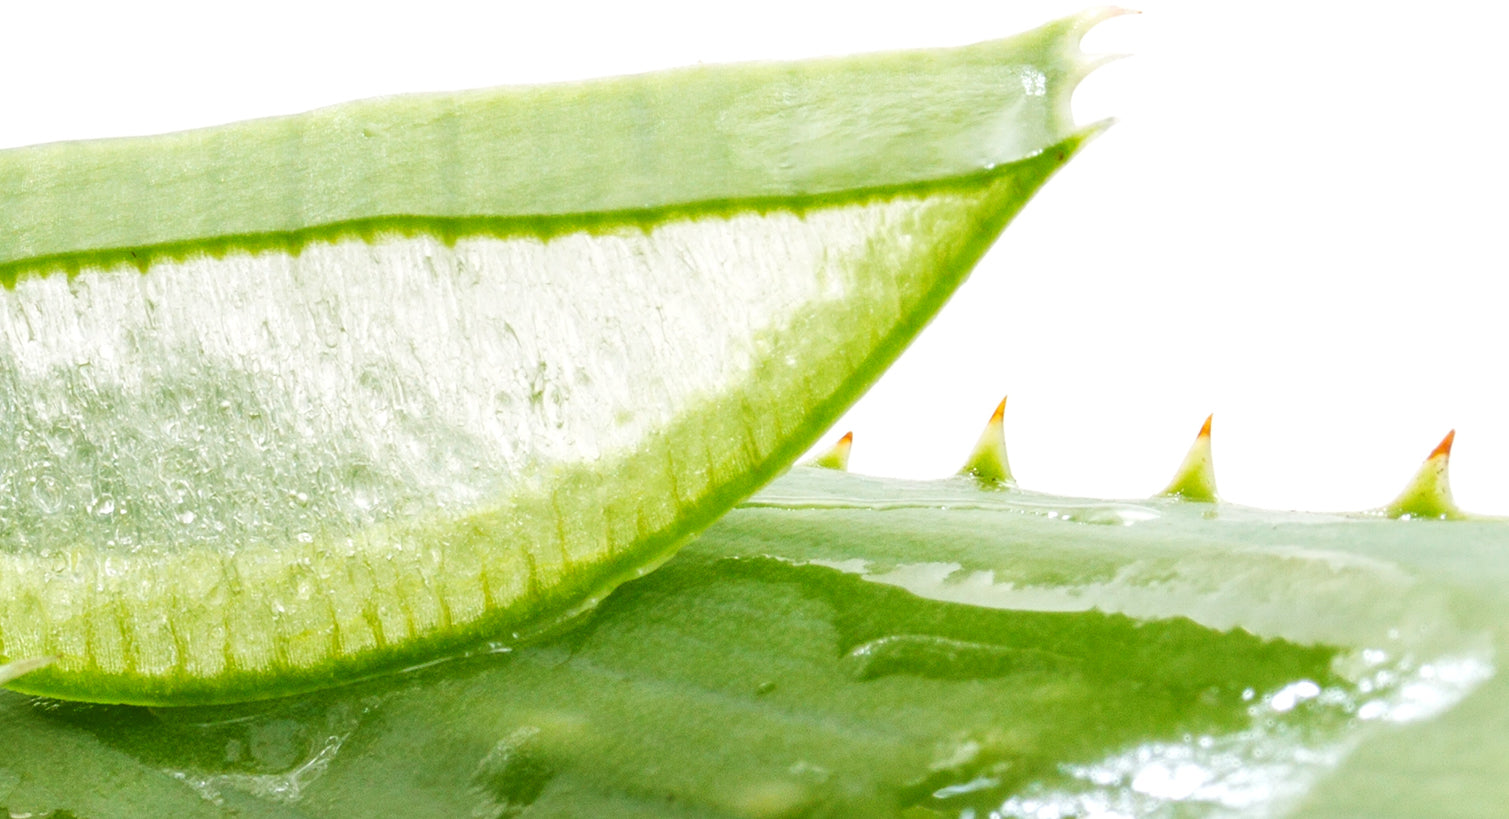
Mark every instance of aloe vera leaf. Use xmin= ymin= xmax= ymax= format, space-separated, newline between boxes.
xmin=740 ymin=470 xmax=1506 ymax=817
xmin=0 ymin=12 xmax=1106 ymax=281
xmin=4 ymin=465 xmax=1498 ymax=817
xmin=0 ymin=12 xmax=1110 ymax=705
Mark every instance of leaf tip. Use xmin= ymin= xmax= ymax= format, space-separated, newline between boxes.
xmin=0 ymin=656 xmax=57 ymax=687
xmin=1431 ymin=429 xmax=1456 ymax=461
xmin=1073 ymin=5 xmax=1141 ymax=32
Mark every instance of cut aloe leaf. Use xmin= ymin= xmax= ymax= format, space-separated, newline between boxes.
xmin=1 ymin=465 xmax=1499 ymax=817
xmin=0 ymin=12 xmax=1113 ymax=705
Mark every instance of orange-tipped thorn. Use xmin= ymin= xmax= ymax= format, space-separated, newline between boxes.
xmin=1384 ymin=430 xmax=1463 ymax=520
xmin=1158 ymin=414 xmax=1218 ymax=503
xmin=1430 ymin=429 xmax=1456 ymax=461
xmin=959 ymin=396 xmax=1014 ymax=487
xmin=805 ymin=431 xmax=853 ymax=472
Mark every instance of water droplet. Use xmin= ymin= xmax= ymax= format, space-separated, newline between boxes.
xmin=90 ymin=494 xmax=116 ymax=517
xmin=312 ymin=299 xmax=344 ymax=348
xmin=246 ymin=719 xmax=309 ymax=771
xmin=470 ymin=726 xmax=553 ymax=816
xmin=246 ymin=409 xmax=274 ymax=450
xmin=842 ymin=634 xmax=1078 ymax=681
xmin=43 ymin=421 xmax=86 ymax=458
xmin=177 ymin=510 xmax=198 ymax=525
xmin=346 ymin=463 xmax=383 ymax=514
xmin=30 ymin=472 xmax=64 ymax=514
xmin=166 ymin=478 xmax=192 ymax=505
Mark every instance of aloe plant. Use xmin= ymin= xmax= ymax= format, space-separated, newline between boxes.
xmin=3 ymin=7 xmax=1506 ymax=818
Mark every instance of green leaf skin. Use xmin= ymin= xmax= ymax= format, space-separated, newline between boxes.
xmin=1 ymin=467 xmax=1501 ymax=817
xmin=0 ymin=11 xmax=1107 ymax=285
xmin=0 ymin=15 xmax=1107 ymax=705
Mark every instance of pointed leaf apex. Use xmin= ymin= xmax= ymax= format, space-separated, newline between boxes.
xmin=959 ymin=396 xmax=1014 ymax=487
xmin=1158 ymin=415 xmax=1218 ymax=503
xmin=1431 ymin=429 xmax=1456 ymax=460
xmin=1384 ymin=431 xmax=1464 ymax=520
xmin=990 ymin=396 xmax=1007 ymax=426
xmin=1074 ymin=6 xmax=1141 ymax=32
xmin=805 ymin=431 xmax=853 ymax=471
xmin=0 ymin=656 xmax=56 ymax=687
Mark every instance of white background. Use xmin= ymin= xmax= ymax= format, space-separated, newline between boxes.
xmin=3 ymin=1 xmax=1506 ymax=513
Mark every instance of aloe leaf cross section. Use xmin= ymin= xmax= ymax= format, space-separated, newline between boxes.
xmin=0 ymin=11 xmax=1113 ymax=705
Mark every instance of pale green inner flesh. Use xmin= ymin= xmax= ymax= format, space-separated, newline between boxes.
xmin=0 ymin=174 xmax=1027 ymax=697
xmin=0 ymin=204 xmax=929 ymax=557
